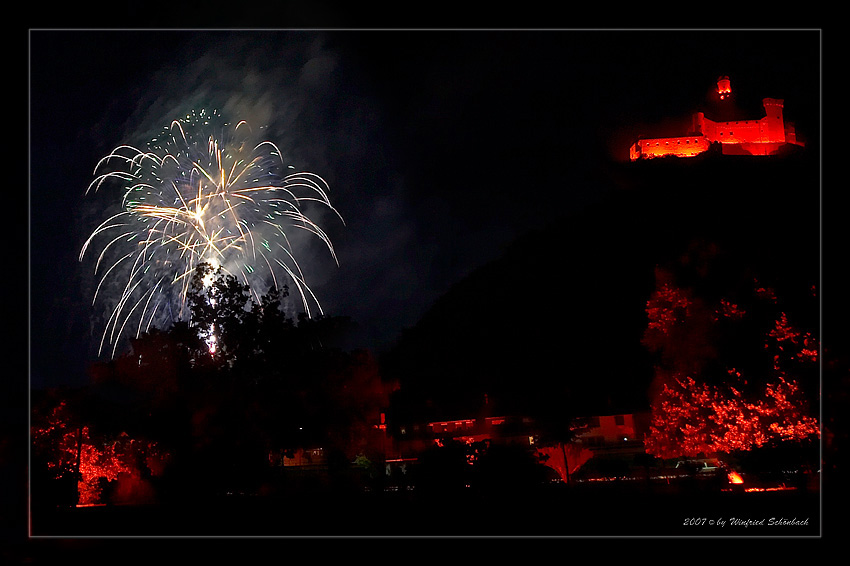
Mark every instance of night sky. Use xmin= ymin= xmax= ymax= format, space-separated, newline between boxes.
xmin=28 ymin=29 xmax=821 ymax=390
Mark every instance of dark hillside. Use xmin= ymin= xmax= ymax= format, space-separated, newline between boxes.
xmin=382 ymin=147 xmax=820 ymax=422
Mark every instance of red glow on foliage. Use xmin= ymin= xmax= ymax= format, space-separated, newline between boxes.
xmin=77 ymin=431 xmax=129 ymax=505
xmin=716 ymin=298 xmax=746 ymax=321
xmin=754 ymin=280 xmax=778 ymax=303
xmin=643 ymin=265 xmax=819 ymax=461
xmin=645 ymin=280 xmax=692 ymax=336
xmin=32 ymin=405 xmax=171 ymax=506
xmin=645 ymin=375 xmax=819 ymax=459
xmin=798 ymin=348 xmax=818 ymax=362
xmin=769 ymin=313 xmax=800 ymax=347
xmin=642 ymin=268 xmax=719 ymax=382
xmin=767 ymin=312 xmax=819 ymax=365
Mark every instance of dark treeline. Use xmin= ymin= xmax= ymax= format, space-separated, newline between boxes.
xmin=31 ymin=264 xmax=393 ymax=510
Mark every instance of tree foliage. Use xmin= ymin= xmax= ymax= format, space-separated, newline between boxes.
xmin=32 ymin=263 xmax=393 ymax=504
xmin=641 ymin=242 xmax=820 ymax=460
xmin=31 ymin=392 xmax=170 ymax=506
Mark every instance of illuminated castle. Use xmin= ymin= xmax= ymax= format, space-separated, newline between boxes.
xmin=629 ymin=76 xmax=804 ymax=161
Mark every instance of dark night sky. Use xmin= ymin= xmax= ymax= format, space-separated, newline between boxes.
xmin=27 ymin=29 xmax=821 ymax=390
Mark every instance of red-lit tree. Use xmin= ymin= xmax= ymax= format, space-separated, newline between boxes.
xmin=644 ymin=375 xmax=819 ymax=459
xmin=641 ymin=244 xmax=820 ymax=461
xmin=31 ymin=393 xmax=171 ymax=506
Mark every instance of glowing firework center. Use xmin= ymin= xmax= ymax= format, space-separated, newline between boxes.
xmin=80 ymin=109 xmax=343 ymax=357
xmin=201 ymin=256 xmax=219 ymax=355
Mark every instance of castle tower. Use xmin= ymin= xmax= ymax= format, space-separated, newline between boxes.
xmin=762 ymin=98 xmax=786 ymax=144
xmin=716 ymin=76 xmax=732 ymax=100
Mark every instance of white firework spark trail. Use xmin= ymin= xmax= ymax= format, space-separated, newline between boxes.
xmin=80 ymin=108 xmax=343 ymax=357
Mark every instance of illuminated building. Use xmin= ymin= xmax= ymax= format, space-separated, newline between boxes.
xmin=575 ymin=413 xmax=648 ymax=451
xmin=376 ymin=401 xmax=653 ymax=484
xmin=384 ymin=414 xmax=539 ymax=462
xmin=629 ymin=76 xmax=804 ymax=161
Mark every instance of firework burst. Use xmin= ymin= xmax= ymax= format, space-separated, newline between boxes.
xmin=80 ymin=108 xmax=343 ymax=357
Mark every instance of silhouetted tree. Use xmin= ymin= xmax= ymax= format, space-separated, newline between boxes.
xmin=415 ymin=440 xmax=472 ymax=497
xmin=473 ymin=442 xmax=554 ymax=495
xmin=186 ymin=262 xmax=254 ymax=365
xmin=34 ymin=263 xmax=390 ymax=502
xmin=534 ymin=414 xmax=591 ymax=484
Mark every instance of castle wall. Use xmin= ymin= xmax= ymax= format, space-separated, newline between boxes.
xmin=721 ymin=142 xmax=786 ymax=156
xmin=631 ymin=135 xmax=710 ymax=160
xmin=701 ymin=116 xmax=767 ymax=145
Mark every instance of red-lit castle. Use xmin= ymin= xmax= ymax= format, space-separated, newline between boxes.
xmin=629 ymin=76 xmax=804 ymax=161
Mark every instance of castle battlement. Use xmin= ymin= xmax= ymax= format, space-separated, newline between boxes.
xmin=630 ymin=78 xmax=803 ymax=161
